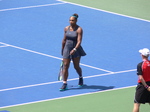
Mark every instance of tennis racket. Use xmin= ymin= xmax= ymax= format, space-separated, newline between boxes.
xmin=58 ymin=61 xmax=64 ymax=81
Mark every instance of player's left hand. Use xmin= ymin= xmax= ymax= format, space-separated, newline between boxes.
xmin=70 ymin=50 xmax=75 ymax=55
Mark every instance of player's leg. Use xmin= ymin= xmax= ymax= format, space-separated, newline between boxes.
xmin=72 ymin=57 xmax=83 ymax=86
xmin=63 ymin=58 xmax=71 ymax=83
xmin=133 ymin=84 xmax=142 ymax=112
xmin=132 ymin=103 xmax=140 ymax=112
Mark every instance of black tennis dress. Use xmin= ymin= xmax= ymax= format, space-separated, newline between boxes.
xmin=63 ymin=26 xmax=86 ymax=59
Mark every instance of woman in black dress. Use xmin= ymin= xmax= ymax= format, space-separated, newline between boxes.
xmin=60 ymin=13 xmax=86 ymax=91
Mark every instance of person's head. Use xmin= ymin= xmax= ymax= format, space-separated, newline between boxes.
xmin=139 ymin=48 xmax=150 ymax=59
xmin=69 ymin=13 xmax=78 ymax=26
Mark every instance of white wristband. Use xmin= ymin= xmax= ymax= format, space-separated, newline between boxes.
xmin=73 ymin=48 xmax=77 ymax=51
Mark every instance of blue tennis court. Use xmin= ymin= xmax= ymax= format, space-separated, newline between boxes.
xmin=0 ymin=0 xmax=150 ymax=110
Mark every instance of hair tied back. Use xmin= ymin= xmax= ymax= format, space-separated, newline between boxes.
xmin=72 ymin=15 xmax=78 ymax=18
xmin=72 ymin=13 xmax=79 ymax=19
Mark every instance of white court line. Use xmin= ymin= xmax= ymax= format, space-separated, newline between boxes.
xmin=0 ymin=44 xmax=10 ymax=47
xmin=0 ymin=1 xmax=138 ymax=109
xmin=0 ymin=68 xmax=136 ymax=92
xmin=0 ymin=2 xmax=66 ymax=12
xmin=0 ymin=85 xmax=136 ymax=109
xmin=0 ymin=42 xmax=112 ymax=73
xmin=57 ymin=0 xmax=150 ymax=23
xmin=0 ymin=0 xmax=149 ymax=23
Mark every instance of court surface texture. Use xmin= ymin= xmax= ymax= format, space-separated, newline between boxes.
xmin=0 ymin=0 xmax=150 ymax=112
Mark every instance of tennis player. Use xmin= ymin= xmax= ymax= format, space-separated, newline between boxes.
xmin=133 ymin=48 xmax=150 ymax=112
xmin=60 ymin=13 xmax=86 ymax=91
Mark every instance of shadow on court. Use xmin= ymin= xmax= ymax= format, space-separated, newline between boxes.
xmin=66 ymin=84 xmax=115 ymax=92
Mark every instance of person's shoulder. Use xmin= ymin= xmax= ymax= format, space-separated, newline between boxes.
xmin=64 ymin=26 xmax=69 ymax=31
xmin=65 ymin=26 xmax=69 ymax=29
xmin=77 ymin=25 xmax=82 ymax=29
xmin=77 ymin=25 xmax=83 ymax=31
xmin=137 ymin=61 xmax=143 ymax=67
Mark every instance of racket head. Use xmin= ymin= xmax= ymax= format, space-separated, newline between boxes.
xmin=58 ymin=61 xmax=64 ymax=81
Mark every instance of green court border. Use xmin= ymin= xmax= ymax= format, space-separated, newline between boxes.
xmin=1 ymin=0 xmax=150 ymax=112
xmin=60 ymin=0 xmax=150 ymax=21
xmin=0 ymin=86 xmax=149 ymax=112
